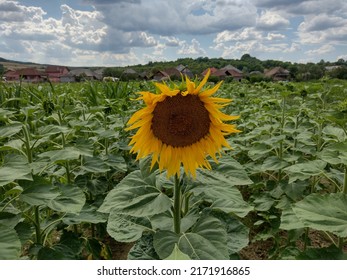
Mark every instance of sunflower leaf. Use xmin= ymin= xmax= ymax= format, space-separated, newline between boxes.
xmin=106 ymin=212 xmax=152 ymax=242
xmin=191 ymin=157 xmax=253 ymax=217
xmin=164 ymin=244 xmax=191 ymax=260
xmin=99 ymin=170 xmax=171 ymax=216
xmin=154 ymin=215 xmax=229 ymax=260
xmin=0 ymin=224 xmax=21 ymax=260
xmin=0 ymin=155 xmax=33 ymax=187
xmin=292 ymin=193 xmax=347 ymax=237
xmin=283 ymin=160 xmax=327 ymax=183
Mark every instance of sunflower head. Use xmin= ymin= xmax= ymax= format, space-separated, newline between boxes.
xmin=126 ymin=69 xmax=240 ymax=178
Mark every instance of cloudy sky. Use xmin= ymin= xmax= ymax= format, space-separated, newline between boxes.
xmin=0 ymin=0 xmax=346 ymax=66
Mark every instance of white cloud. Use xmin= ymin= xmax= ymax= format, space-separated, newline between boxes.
xmin=283 ymin=42 xmax=301 ymax=53
xmin=214 ymin=28 xmax=262 ymax=43
xmin=266 ymin=33 xmax=286 ymax=40
xmin=298 ymin=14 xmax=347 ymax=45
xmin=255 ymin=0 xmax=347 ymax=17
xmin=0 ymin=0 xmax=46 ymax=22
xmin=305 ymin=44 xmax=335 ymax=57
xmin=152 ymin=43 xmax=166 ymax=56
xmin=177 ymin=38 xmax=206 ymax=56
xmin=299 ymin=14 xmax=346 ymax=32
xmin=92 ymin=0 xmax=257 ymax=35
xmin=257 ymin=10 xmax=290 ymax=30
xmin=0 ymin=1 xmax=158 ymax=65
xmin=160 ymin=36 xmax=182 ymax=47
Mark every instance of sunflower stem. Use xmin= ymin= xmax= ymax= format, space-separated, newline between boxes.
xmin=173 ymin=174 xmax=181 ymax=234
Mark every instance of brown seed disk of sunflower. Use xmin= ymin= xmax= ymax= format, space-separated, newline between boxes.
xmin=151 ymin=94 xmax=211 ymax=147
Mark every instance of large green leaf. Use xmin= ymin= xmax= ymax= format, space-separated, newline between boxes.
xmin=197 ymin=157 xmax=253 ymax=187
xmin=14 ymin=222 xmax=33 ymax=246
xmin=81 ymin=156 xmax=110 ymax=173
xmin=47 ymin=184 xmax=86 ymax=213
xmin=283 ymin=160 xmax=327 ymax=183
xmin=280 ymin=207 xmax=305 ymax=231
xmin=319 ymin=148 xmax=343 ymax=165
xmin=319 ymin=143 xmax=347 ymax=166
xmin=261 ymin=156 xmax=289 ymax=171
xmin=207 ymin=209 xmax=249 ymax=255
xmin=0 ymin=139 xmax=23 ymax=153
xmin=322 ymin=125 xmax=346 ymax=142
xmin=192 ymin=182 xmax=252 ymax=217
xmin=210 ymin=197 xmax=253 ymax=218
xmin=38 ymin=124 xmax=72 ymax=136
xmin=252 ymin=193 xmax=275 ymax=211
xmin=164 ymin=244 xmax=191 ymax=260
xmin=282 ymin=181 xmax=307 ymax=201
xmin=154 ymin=215 xmax=229 ymax=260
xmin=248 ymin=143 xmax=274 ymax=161
xmin=191 ymin=157 xmax=253 ymax=217
xmin=0 ymin=224 xmax=21 ymax=260
xmin=0 ymin=212 xmax=22 ymax=229
xmin=19 ymin=176 xmax=59 ymax=206
xmin=102 ymin=154 xmax=127 ymax=172
xmin=63 ymin=204 xmax=108 ymax=225
xmin=38 ymin=144 xmax=93 ymax=163
xmin=98 ymin=170 xmax=171 ymax=217
xmin=0 ymin=122 xmax=22 ymax=139
xmin=0 ymin=155 xmax=33 ymax=187
xmin=107 ymin=212 xmax=152 ymax=242
xmin=293 ymin=193 xmax=347 ymax=237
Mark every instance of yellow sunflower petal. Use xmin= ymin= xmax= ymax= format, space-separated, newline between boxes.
xmin=185 ymin=76 xmax=196 ymax=94
xmin=194 ymin=68 xmax=210 ymax=94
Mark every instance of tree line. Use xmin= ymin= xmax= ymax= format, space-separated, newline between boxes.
xmin=103 ymin=54 xmax=347 ymax=81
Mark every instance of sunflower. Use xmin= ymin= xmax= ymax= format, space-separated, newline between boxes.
xmin=126 ymin=69 xmax=240 ymax=178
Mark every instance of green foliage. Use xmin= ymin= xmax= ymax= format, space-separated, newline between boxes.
xmin=100 ymin=55 xmax=347 ymax=81
xmin=0 ymin=79 xmax=347 ymax=260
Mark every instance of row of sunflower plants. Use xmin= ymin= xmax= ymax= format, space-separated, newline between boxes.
xmin=1 ymin=76 xmax=347 ymax=260
xmin=224 ymin=79 xmax=347 ymax=259
xmin=0 ymin=80 xmax=137 ymax=259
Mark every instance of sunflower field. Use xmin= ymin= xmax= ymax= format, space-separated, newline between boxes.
xmin=0 ymin=77 xmax=347 ymax=260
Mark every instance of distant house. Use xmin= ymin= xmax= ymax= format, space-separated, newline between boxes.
xmin=19 ymin=68 xmax=44 ymax=82
xmin=176 ymin=64 xmax=194 ymax=78
xmin=209 ymin=65 xmax=243 ymax=81
xmin=4 ymin=68 xmax=44 ymax=83
xmin=45 ymin=66 xmax=69 ymax=82
xmin=4 ymin=70 xmax=19 ymax=82
xmin=152 ymin=70 xmax=170 ymax=81
xmin=122 ymin=68 xmax=139 ymax=79
xmin=163 ymin=67 xmax=182 ymax=80
xmin=201 ymin=67 xmax=218 ymax=76
xmin=61 ymin=68 xmax=101 ymax=82
xmin=220 ymin=65 xmax=243 ymax=81
xmin=264 ymin=67 xmax=290 ymax=81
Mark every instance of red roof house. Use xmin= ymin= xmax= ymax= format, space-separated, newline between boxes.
xmin=45 ymin=66 xmax=69 ymax=82
xmin=4 ymin=70 xmax=19 ymax=82
xmin=4 ymin=68 xmax=44 ymax=83
xmin=201 ymin=67 xmax=218 ymax=76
